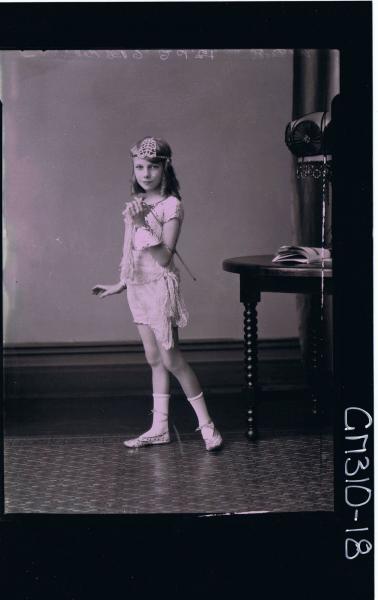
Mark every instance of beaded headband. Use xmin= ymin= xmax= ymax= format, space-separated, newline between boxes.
xmin=130 ymin=137 xmax=170 ymax=161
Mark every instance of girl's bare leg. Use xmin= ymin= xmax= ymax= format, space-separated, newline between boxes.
xmin=136 ymin=324 xmax=170 ymax=394
xmin=153 ymin=327 xmax=200 ymax=396
xmin=155 ymin=327 xmax=212 ymax=428
xmin=134 ymin=324 xmax=170 ymax=435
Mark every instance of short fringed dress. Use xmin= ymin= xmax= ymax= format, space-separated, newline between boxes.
xmin=119 ymin=195 xmax=189 ymax=350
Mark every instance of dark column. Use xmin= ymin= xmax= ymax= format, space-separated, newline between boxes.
xmin=242 ymin=293 xmax=260 ymax=440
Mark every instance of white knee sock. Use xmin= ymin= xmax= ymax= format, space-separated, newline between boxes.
xmin=187 ymin=391 xmax=212 ymax=428
xmin=151 ymin=393 xmax=170 ymax=432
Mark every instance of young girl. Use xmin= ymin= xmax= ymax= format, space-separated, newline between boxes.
xmin=92 ymin=136 xmax=223 ymax=451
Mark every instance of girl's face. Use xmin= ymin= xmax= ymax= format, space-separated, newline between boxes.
xmin=133 ymin=158 xmax=163 ymax=193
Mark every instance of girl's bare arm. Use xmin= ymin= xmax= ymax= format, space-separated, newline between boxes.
xmin=92 ymin=282 xmax=126 ymax=297
xmin=147 ymin=218 xmax=180 ymax=267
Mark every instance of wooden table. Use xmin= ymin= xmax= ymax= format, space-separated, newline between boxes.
xmin=222 ymin=255 xmax=333 ymax=440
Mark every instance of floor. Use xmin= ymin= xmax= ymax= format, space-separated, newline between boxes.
xmin=4 ymin=393 xmax=334 ymax=514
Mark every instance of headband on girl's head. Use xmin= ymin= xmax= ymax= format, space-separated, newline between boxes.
xmin=130 ymin=137 xmax=170 ymax=161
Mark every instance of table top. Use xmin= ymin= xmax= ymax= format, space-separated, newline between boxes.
xmin=223 ymin=255 xmax=333 ymax=279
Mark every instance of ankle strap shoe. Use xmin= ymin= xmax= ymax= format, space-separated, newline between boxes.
xmin=195 ymin=421 xmax=224 ymax=452
xmin=123 ymin=430 xmax=171 ymax=448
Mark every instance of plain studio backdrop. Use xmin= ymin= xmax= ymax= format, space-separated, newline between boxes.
xmin=3 ymin=49 xmax=298 ymax=344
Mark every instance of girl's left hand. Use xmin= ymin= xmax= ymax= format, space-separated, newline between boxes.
xmin=125 ymin=197 xmax=146 ymax=227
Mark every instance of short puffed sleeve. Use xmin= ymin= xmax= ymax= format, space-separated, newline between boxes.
xmin=163 ymin=196 xmax=184 ymax=224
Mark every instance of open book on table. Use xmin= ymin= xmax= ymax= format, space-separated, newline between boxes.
xmin=272 ymin=246 xmax=332 ymax=267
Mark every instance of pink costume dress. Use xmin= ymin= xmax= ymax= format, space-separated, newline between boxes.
xmin=119 ymin=195 xmax=189 ymax=350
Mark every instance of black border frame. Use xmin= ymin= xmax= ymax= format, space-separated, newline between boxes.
xmin=0 ymin=3 xmax=373 ymax=598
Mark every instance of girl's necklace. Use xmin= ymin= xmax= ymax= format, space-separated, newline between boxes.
xmin=143 ymin=196 xmax=165 ymax=208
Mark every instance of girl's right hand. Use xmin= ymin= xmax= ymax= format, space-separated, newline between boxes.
xmin=91 ymin=283 xmax=125 ymax=298
xmin=124 ymin=196 xmax=147 ymax=227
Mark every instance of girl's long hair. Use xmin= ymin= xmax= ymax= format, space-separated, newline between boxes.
xmin=130 ymin=137 xmax=182 ymax=200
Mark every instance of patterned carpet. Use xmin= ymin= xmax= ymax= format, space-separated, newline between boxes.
xmin=4 ymin=429 xmax=333 ymax=514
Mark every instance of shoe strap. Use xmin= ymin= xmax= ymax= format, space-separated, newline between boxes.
xmin=151 ymin=409 xmax=169 ymax=419
xmin=195 ymin=420 xmax=214 ymax=433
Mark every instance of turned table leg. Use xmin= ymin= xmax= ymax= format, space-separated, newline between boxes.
xmin=307 ymin=294 xmax=328 ymax=423
xmin=243 ymin=296 xmax=260 ymax=440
